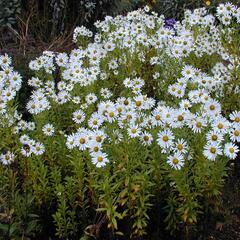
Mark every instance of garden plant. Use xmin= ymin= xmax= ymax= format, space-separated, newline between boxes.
xmin=0 ymin=2 xmax=240 ymax=239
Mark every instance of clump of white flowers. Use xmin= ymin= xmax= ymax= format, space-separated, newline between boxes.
xmin=73 ymin=26 xmax=93 ymax=43
xmin=19 ymin=3 xmax=240 ymax=170
xmin=0 ymin=54 xmax=22 ymax=119
xmin=0 ymin=3 xmax=240 ymax=238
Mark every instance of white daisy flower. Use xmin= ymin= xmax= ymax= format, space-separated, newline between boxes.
xmin=140 ymin=131 xmax=153 ymax=146
xmin=91 ymin=152 xmax=109 ymax=168
xmin=0 ymin=151 xmax=14 ymax=165
xmin=75 ymin=133 xmax=88 ymax=151
xmin=173 ymin=139 xmax=188 ymax=154
xmin=42 ymin=123 xmax=55 ymax=136
xmin=127 ymin=124 xmax=141 ymax=138
xmin=157 ymin=129 xmax=174 ymax=150
xmin=230 ymin=111 xmax=240 ymax=126
xmin=212 ymin=117 xmax=230 ymax=134
xmin=85 ymin=93 xmax=97 ymax=105
xmin=33 ymin=142 xmax=45 ymax=156
xmin=224 ymin=142 xmax=239 ymax=159
xmin=190 ymin=116 xmax=207 ymax=133
xmin=72 ymin=109 xmax=86 ymax=124
xmin=167 ymin=152 xmax=184 ymax=170
xmin=21 ymin=145 xmax=33 ymax=157
xmin=206 ymin=130 xmax=224 ymax=144
xmin=229 ymin=127 xmax=240 ymax=142
xmin=66 ymin=134 xmax=77 ymax=150
xmin=203 ymin=142 xmax=222 ymax=160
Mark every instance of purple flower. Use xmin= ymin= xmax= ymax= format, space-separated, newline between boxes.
xmin=164 ymin=18 xmax=177 ymax=29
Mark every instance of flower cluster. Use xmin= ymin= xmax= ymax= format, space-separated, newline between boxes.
xmin=64 ymin=73 xmax=239 ymax=169
xmin=21 ymin=3 xmax=240 ymax=170
xmin=0 ymin=54 xmax=22 ymax=119
xmin=0 ymin=54 xmax=23 ymax=165
xmin=73 ymin=26 xmax=93 ymax=43
xmin=216 ymin=2 xmax=240 ymax=24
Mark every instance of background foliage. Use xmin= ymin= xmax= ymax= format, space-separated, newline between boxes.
xmin=1 ymin=0 xmax=240 ymax=41
xmin=0 ymin=0 xmax=21 ymax=26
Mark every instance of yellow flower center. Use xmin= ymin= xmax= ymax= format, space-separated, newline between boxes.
xmin=229 ymin=148 xmax=235 ymax=154
xmin=210 ymin=147 xmax=216 ymax=154
xmin=131 ymin=129 xmax=137 ymax=134
xmin=127 ymin=115 xmax=132 ymax=120
xmin=136 ymin=101 xmax=142 ymax=107
xmin=155 ymin=115 xmax=161 ymax=121
xmin=109 ymin=112 xmax=114 ymax=118
xmin=235 ymin=117 xmax=240 ymax=123
xmin=96 ymin=136 xmax=102 ymax=142
xmin=79 ymin=138 xmax=86 ymax=144
xmin=178 ymin=115 xmax=184 ymax=121
xmin=143 ymin=136 xmax=149 ymax=141
xmin=212 ymin=135 xmax=218 ymax=141
xmin=93 ymin=147 xmax=99 ymax=152
xmin=210 ymin=105 xmax=215 ymax=111
xmin=234 ymin=130 xmax=240 ymax=137
xmin=172 ymin=158 xmax=179 ymax=165
xmin=163 ymin=136 xmax=169 ymax=142
xmin=117 ymin=108 xmax=122 ymax=113
xmin=177 ymin=144 xmax=183 ymax=150
xmin=196 ymin=122 xmax=202 ymax=128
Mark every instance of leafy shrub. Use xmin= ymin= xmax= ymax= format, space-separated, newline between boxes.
xmin=0 ymin=2 xmax=240 ymax=239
